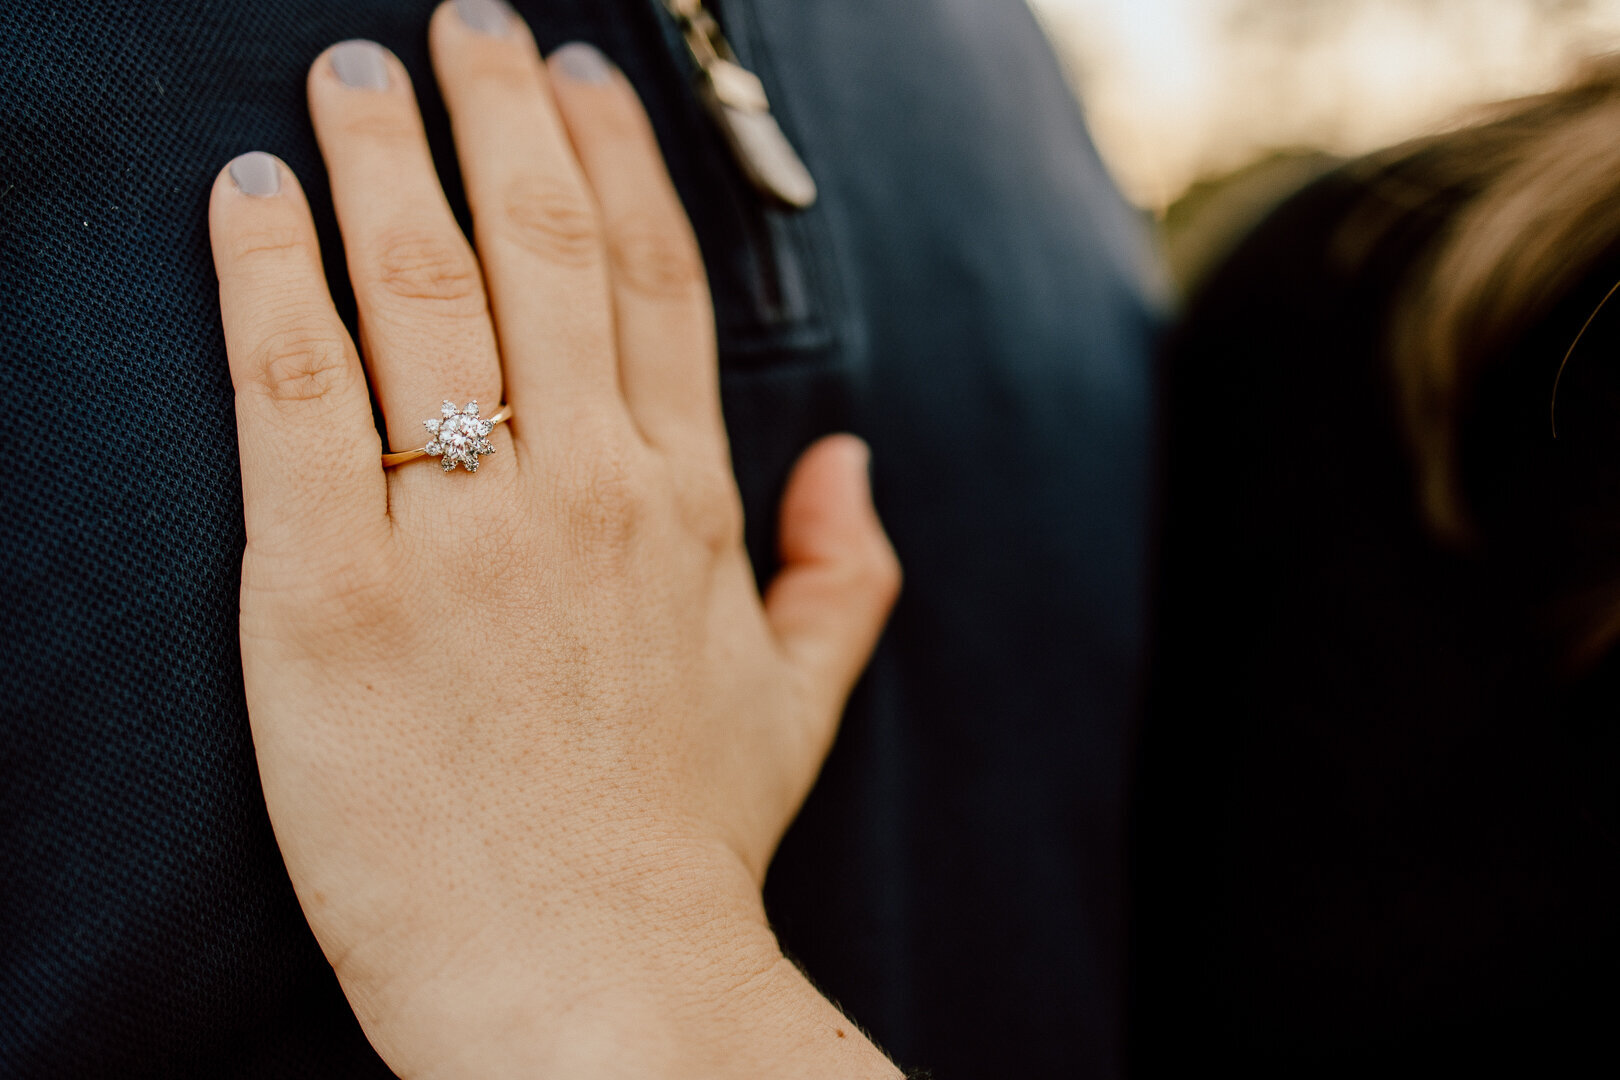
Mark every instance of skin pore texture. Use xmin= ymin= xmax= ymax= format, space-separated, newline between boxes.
xmin=207 ymin=3 xmax=901 ymax=1077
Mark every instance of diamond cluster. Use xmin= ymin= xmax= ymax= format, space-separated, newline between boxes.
xmin=424 ymin=400 xmax=496 ymax=473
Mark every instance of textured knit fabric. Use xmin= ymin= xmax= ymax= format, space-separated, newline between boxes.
xmin=0 ymin=2 xmax=1160 ymax=1076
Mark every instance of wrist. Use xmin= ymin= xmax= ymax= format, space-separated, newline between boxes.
xmin=331 ymin=843 xmax=898 ymax=1079
xmin=423 ymin=949 xmax=897 ymax=1080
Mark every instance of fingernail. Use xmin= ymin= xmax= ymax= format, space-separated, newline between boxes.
xmin=455 ymin=0 xmax=514 ymax=36
xmin=228 ymin=152 xmax=281 ymax=197
xmin=553 ymin=42 xmax=613 ymax=84
xmin=330 ymin=40 xmax=390 ymax=91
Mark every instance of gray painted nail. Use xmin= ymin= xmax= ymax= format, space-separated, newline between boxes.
xmin=553 ymin=42 xmax=612 ymax=84
xmin=455 ymin=0 xmax=513 ymax=36
xmin=229 ymin=152 xmax=281 ymax=197
xmin=330 ymin=40 xmax=389 ymax=91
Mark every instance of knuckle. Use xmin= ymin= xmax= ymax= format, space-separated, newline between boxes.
xmin=861 ymin=535 xmax=903 ymax=602
xmin=336 ymin=106 xmax=420 ymax=146
xmin=223 ymin=225 xmax=308 ymax=265
xmin=474 ymin=51 xmax=546 ymax=96
xmin=591 ymin=100 xmax=644 ymax=142
xmin=320 ymin=557 xmax=403 ymax=627
xmin=681 ymin=472 xmax=744 ymax=555
xmin=607 ymin=219 xmax=704 ymax=300
xmin=369 ymin=229 xmax=485 ymax=307
xmin=559 ymin=428 xmax=652 ymax=556
xmin=241 ymin=322 xmax=358 ymax=403
xmin=500 ymin=177 xmax=601 ymax=267
xmin=242 ymin=544 xmax=401 ymax=650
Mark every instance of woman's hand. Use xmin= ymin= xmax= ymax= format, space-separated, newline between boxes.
xmin=206 ymin=4 xmax=899 ymax=1076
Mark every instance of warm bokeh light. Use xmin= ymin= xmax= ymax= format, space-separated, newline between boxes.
xmin=1031 ymin=0 xmax=1620 ymax=209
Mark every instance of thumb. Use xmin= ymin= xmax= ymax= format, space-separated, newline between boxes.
xmin=764 ymin=435 xmax=902 ymax=717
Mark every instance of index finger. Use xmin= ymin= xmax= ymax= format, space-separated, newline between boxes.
xmin=427 ymin=2 xmax=626 ymax=438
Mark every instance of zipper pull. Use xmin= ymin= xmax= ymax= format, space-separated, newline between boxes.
xmin=661 ymin=0 xmax=818 ymax=210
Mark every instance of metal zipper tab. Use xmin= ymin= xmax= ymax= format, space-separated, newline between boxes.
xmin=660 ymin=0 xmax=818 ymax=210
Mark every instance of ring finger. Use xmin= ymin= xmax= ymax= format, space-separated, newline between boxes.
xmin=307 ymin=39 xmax=504 ymax=464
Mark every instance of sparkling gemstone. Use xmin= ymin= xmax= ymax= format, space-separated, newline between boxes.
xmin=423 ymin=401 xmax=497 ymax=474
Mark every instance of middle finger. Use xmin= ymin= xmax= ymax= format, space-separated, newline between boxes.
xmin=307 ymin=39 xmax=503 ymax=458
xmin=428 ymin=1 xmax=628 ymax=436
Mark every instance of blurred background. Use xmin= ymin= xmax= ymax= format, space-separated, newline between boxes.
xmin=1029 ymin=0 xmax=1620 ymax=285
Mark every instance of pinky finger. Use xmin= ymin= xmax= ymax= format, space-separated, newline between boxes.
xmin=209 ymin=152 xmax=388 ymax=556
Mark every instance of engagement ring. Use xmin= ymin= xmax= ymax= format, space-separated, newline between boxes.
xmin=381 ymin=400 xmax=511 ymax=473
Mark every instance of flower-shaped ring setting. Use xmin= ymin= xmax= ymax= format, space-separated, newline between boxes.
xmin=381 ymin=400 xmax=512 ymax=473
